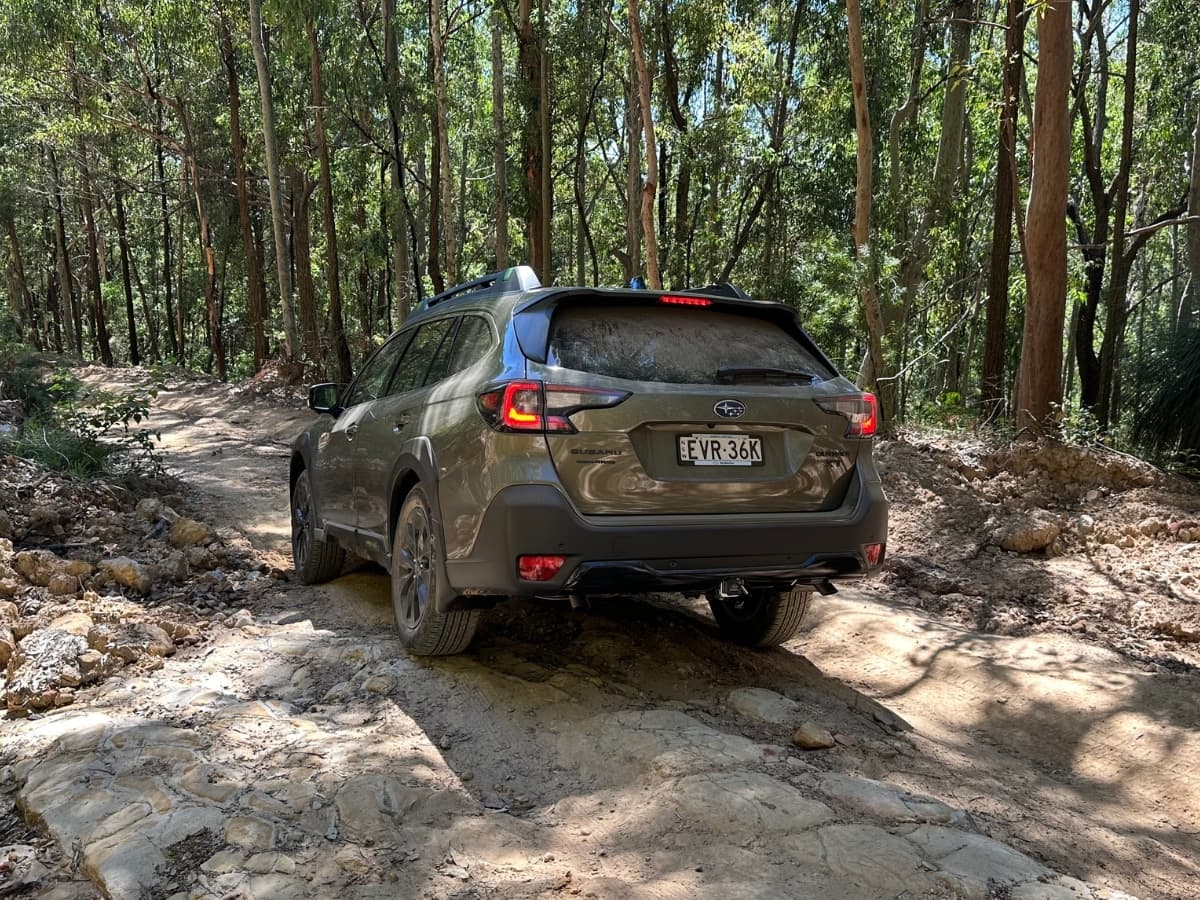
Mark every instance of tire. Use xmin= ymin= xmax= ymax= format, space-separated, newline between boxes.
xmin=291 ymin=469 xmax=346 ymax=584
xmin=391 ymin=487 xmax=480 ymax=656
xmin=709 ymin=586 xmax=812 ymax=647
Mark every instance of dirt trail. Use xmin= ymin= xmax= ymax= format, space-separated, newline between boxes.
xmin=7 ymin=372 xmax=1197 ymax=899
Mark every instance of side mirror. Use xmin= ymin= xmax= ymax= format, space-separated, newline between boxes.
xmin=308 ymin=383 xmax=344 ymax=416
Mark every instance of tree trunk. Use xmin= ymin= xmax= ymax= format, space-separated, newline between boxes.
xmin=220 ymin=11 xmax=268 ymax=371
xmin=383 ymin=0 xmax=415 ymax=320
xmin=517 ymin=0 xmax=547 ymax=279
xmin=5 ymin=218 xmax=38 ymax=349
xmin=249 ymin=0 xmax=300 ymax=361
xmin=154 ymin=91 xmax=179 ymax=361
xmin=430 ymin=0 xmax=456 ymax=286
xmin=846 ymin=0 xmax=887 ymax=415
xmin=492 ymin=4 xmax=510 ymax=270
xmin=931 ymin=0 xmax=973 ymax=218
xmin=47 ymin=147 xmax=81 ymax=356
xmin=113 ymin=188 xmax=141 ymax=366
xmin=427 ymin=68 xmax=445 ymax=296
xmin=538 ymin=0 xmax=552 ymax=279
xmin=1016 ymin=0 xmax=1072 ymax=435
xmin=1096 ymin=0 xmax=1140 ymax=428
xmin=307 ymin=17 xmax=352 ymax=383
xmin=628 ymin=0 xmax=660 ymax=289
xmin=72 ymin=58 xmax=113 ymax=367
xmin=1186 ymin=98 xmax=1200 ymax=331
xmin=177 ymin=97 xmax=226 ymax=381
xmin=980 ymin=0 xmax=1025 ymax=421
xmin=623 ymin=53 xmax=642 ymax=284
xmin=289 ymin=166 xmax=321 ymax=365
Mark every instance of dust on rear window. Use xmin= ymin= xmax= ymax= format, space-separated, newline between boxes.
xmin=546 ymin=305 xmax=832 ymax=385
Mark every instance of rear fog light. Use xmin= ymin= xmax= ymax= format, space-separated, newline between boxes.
xmin=518 ymin=555 xmax=567 ymax=582
xmin=864 ymin=543 xmax=884 ymax=567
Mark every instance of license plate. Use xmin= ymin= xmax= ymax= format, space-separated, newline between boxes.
xmin=677 ymin=433 xmax=764 ymax=466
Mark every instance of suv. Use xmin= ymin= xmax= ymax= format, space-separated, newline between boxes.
xmin=290 ymin=267 xmax=887 ymax=655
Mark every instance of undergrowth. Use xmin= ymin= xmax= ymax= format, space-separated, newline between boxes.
xmin=0 ymin=349 xmax=163 ymax=477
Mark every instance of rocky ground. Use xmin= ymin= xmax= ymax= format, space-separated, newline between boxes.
xmin=874 ymin=434 xmax=1200 ymax=669
xmin=0 ymin=366 xmax=1197 ymax=899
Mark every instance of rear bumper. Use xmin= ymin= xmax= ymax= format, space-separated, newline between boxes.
xmin=443 ymin=470 xmax=888 ymax=599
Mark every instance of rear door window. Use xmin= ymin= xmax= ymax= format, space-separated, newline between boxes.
xmin=342 ymin=332 xmax=414 ymax=407
xmin=388 ymin=319 xmax=456 ymax=394
xmin=446 ymin=315 xmax=494 ymax=376
xmin=547 ymin=305 xmax=832 ymax=385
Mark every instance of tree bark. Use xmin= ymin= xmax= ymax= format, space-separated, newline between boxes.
xmin=492 ymin=4 xmax=510 ymax=270
xmin=980 ymin=0 xmax=1025 ymax=420
xmin=846 ymin=0 xmax=887 ymax=414
xmin=220 ymin=11 xmax=268 ymax=371
xmin=249 ymin=0 xmax=300 ymax=361
xmin=307 ymin=17 xmax=352 ymax=383
xmin=1016 ymin=0 xmax=1072 ymax=435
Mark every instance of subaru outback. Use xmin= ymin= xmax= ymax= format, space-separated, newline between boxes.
xmin=289 ymin=266 xmax=888 ymax=655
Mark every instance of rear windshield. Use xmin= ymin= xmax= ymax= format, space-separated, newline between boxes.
xmin=546 ymin=304 xmax=833 ymax=385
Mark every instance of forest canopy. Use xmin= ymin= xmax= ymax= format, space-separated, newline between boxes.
xmin=1 ymin=0 xmax=1198 ymax=463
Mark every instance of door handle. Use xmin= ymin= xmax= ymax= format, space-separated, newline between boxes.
xmin=345 ymin=424 xmax=359 ymax=440
xmin=393 ymin=415 xmax=410 ymax=432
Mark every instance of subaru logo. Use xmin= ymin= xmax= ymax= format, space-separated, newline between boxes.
xmin=714 ymin=399 xmax=746 ymax=419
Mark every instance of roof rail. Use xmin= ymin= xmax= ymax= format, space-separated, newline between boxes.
xmin=422 ymin=265 xmax=542 ymax=310
xmin=681 ymin=282 xmax=751 ymax=300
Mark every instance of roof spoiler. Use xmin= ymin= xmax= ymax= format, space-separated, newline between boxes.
xmin=421 ymin=265 xmax=542 ymax=310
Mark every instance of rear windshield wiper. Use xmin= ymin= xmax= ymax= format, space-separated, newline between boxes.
xmin=716 ymin=367 xmax=820 ymax=384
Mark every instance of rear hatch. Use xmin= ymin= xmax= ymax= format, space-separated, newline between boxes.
xmin=520 ymin=293 xmax=872 ymax=515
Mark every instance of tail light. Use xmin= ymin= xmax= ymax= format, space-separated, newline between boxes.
xmin=478 ymin=381 xmax=630 ymax=434
xmin=518 ymin=554 xmax=566 ymax=581
xmin=815 ymin=393 xmax=878 ymax=438
xmin=864 ymin=543 xmax=884 ymax=567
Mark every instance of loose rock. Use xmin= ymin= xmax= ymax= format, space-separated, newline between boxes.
xmin=170 ymin=518 xmax=213 ymax=548
xmin=99 ymin=557 xmax=154 ymax=594
xmin=993 ymin=510 xmax=1061 ymax=553
xmin=792 ymin=722 xmax=836 ymax=750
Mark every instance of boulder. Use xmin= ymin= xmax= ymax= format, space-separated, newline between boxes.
xmin=99 ymin=557 xmax=154 ymax=594
xmin=47 ymin=573 xmax=79 ymax=596
xmin=14 ymin=549 xmax=63 ymax=587
xmin=48 ymin=612 xmax=94 ymax=637
xmin=0 ymin=511 xmax=11 ymax=539
xmin=993 ymin=510 xmax=1061 ymax=553
xmin=0 ymin=625 xmax=14 ymax=667
xmin=0 ymin=536 xmax=12 ymax=562
xmin=5 ymin=628 xmax=88 ymax=714
xmin=87 ymin=622 xmax=175 ymax=662
xmin=0 ymin=599 xmax=18 ymax=624
xmin=170 ymin=517 xmax=214 ymax=548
